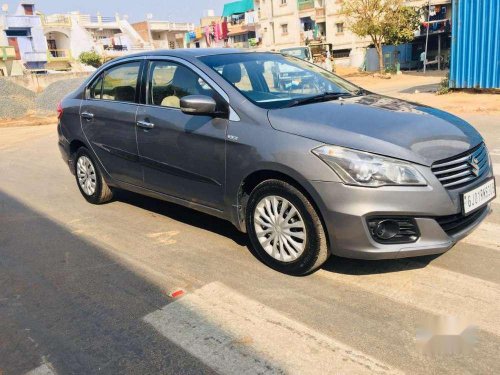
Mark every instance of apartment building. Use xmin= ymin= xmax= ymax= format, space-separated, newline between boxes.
xmin=0 ymin=3 xmax=47 ymax=71
xmin=223 ymin=0 xmax=257 ymax=48
xmin=132 ymin=19 xmax=195 ymax=50
xmin=254 ymin=0 xmax=370 ymax=55
xmin=41 ymin=11 xmax=150 ymax=68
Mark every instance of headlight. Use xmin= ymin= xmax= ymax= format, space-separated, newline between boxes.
xmin=313 ymin=145 xmax=427 ymax=187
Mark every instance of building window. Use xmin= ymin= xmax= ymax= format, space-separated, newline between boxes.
xmin=280 ymin=0 xmax=287 ymax=5
xmin=22 ymin=4 xmax=34 ymax=15
xmin=5 ymin=29 xmax=31 ymax=37
xmin=336 ymin=23 xmax=344 ymax=34
xmin=281 ymin=24 xmax=288 ymax=35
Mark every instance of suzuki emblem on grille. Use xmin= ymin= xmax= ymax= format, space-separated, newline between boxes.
xmin=469 ymin=156 xmax=480 ymax=176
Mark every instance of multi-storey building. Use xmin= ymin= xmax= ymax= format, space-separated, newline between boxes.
xmin=254 ymin=0 xmax=370 ymax=56
xmin=223 ymin=0 xmax=257 ymax=48
xmin=132 ymin=19 xmax=195 ymax=50
xmin=0 ymin=3 xmax=47 ymax=71
xmin=41 ymin=11 xmax=151 ymax=69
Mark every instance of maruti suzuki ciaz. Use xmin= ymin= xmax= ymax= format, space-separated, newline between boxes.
xmin=58 ymin=49 xmax=496 ymax=275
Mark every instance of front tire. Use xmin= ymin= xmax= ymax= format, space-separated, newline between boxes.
xmin=246 ymin=179 xmax=329 ymax=275
xmin=74 ymin=147 xmax=113 ymax=204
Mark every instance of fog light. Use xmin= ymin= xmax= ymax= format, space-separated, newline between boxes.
xmin=368 ymin=218 xmax=419 ymax=244
xmin=374 ymin=220 xmax=399 ymax=240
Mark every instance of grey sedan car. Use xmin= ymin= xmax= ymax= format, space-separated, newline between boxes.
xmin=58 ymin=49 xmax=496 ymax=275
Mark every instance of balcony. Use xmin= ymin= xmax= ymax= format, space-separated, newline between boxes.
xmin=23 ymin=51 xmax=48 ymax=62
xmin=41 ymin=14 xmax=72 ymax=28
xmin=1 ymin=46 xmax=17 ymax=61
xmin=5 ymin=15 xmax=41 ymax=28
xmin=47 ymin=49 xmax=72 ymax=62
xmin=298 ymin=0 xmax=315 ymax=11
xmin=228 ymin=23 xmax=256 ymax=37
xmin=149 ymin=21 xmax=195 ymax=32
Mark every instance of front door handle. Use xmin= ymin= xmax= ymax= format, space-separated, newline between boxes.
xmin=137 ymin=120 xmax=155 ymax=129
xmin=81 ymin=111 xmax=94 ymax=120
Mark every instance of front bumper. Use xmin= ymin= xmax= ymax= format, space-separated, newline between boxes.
xmin=310 ymin=170 xmax=494 ymax=260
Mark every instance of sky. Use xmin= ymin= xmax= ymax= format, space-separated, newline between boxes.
xmin=3 ymin=0 xmax=229 ymax=23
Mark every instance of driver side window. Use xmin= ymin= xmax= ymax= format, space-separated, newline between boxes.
xmin=149 ymin=61 xmax=215 ymax=109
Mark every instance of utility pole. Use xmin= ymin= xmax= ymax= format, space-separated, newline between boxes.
xmin=423 ymin=0 xmax=431 ymax=73
xmin=270 ymin=0 xmax=276 ymax=47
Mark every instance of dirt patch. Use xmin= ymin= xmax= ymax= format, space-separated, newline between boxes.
xmin=1 ymin=112 xmax=57 ymax=128
xmin=337 ymin=70 xmax=499 ymax=116
xmin=396 ymin=91 xmax=500 ymax=115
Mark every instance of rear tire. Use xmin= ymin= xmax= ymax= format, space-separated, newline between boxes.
xmin=246 ymin=179 xmax=329 ymax=275
xmin=74 ymin=147 xmax=113 ymax=204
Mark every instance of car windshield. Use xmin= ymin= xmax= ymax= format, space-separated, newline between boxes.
xmin=281 ymin=47 xmax=309 ymax=60
xmin=199 ymin=53 xmax=362 ymax=109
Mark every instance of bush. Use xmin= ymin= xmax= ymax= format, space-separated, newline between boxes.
xmin=437 ymin=73 xmax=450 ymax=95
xmin=79 ymin=51 xmax=103 ymax=68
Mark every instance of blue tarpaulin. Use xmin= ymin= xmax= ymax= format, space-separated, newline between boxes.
xmin=222 ymin=0 xmax=254 ymax=17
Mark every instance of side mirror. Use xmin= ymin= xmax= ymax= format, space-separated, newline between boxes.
xmin=180 ymin=95 xmax=220 ymax=116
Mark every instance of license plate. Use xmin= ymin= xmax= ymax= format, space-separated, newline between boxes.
xmin=462 ymin=178 xmax=496 ymax=215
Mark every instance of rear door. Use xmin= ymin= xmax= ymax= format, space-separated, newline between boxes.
xmin=135 ymin=59 xmax=228 ymax=209
xmin=80 ymin=60 xmax=144 ymax=186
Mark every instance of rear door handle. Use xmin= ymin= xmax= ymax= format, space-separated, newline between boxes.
xmin=136 ymin=120 xmax=155 ymax=129
xmin=81 ymin=111 xmax=94 ymax=120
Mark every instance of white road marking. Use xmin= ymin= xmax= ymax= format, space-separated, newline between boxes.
xmin=493 ymin=163 xmax=500 ymax=177
xmin=318 ymin=263 xmax=500 ymax=337
xmin=25 ymin=363 xmax=56 ymax=375
xmin=144 ymin=282 xmax=402 ymax=375
xmin=461 ymin=221 xmax=500 ymax=251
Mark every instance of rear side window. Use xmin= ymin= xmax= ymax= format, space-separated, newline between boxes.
xmin=100 ymin=62 xmax=141 ymax=103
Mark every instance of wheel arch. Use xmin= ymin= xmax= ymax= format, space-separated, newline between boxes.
xmin=235 ymin=169 xmax=329 ymax=244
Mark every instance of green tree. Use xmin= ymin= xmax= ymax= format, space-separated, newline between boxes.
xmin=342 ymin=0 xmax=421 ymax=73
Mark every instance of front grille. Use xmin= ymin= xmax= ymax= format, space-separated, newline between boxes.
xmin=431 ymin=143 xmax=489 ymax=189
xmin=436 ymin=205 xmax=488 ymax=236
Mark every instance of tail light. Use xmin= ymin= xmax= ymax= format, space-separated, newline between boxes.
xmin=57 ymin=101 xmax=63 ymax=120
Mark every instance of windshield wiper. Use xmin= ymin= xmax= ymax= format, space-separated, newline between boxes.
xmin=283 ymin=92 xmax=354 ymax=108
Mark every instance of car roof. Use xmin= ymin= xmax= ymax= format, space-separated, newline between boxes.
xmin=113 ymin=48 xmax=268 ymax=62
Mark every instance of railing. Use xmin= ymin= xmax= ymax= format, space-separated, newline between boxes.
xmin=149 ymin=21 xmax=195 ymax=32
xmin=297 ymin=0 xmax=315 ymax=11
xmin=41 ymin=14 xmax=72 ymax=27
xmin=78 ymin=14 xmax=120 ymax=27
xmin=47 ymin=49 xmax=72 ymax=61
xmin=0 ymin=46 xmax=16 ymax=61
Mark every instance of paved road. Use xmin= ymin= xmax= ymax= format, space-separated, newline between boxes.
xmin=1 ymin=116 xmax=499 ymax=374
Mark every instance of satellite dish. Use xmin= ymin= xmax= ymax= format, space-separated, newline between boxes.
xmin=1 ymin=3 xmax=8 ymax=12
xmin=146 ymin=13 xmax=153 ymax=20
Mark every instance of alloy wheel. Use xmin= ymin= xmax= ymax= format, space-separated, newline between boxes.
xmin=76 ymin=155 xmax=97 ymax=196
xmin=253 ymin=195 xmax=307 ymax=262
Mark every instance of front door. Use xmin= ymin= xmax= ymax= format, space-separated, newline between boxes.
xmin=80 ymin=60 xmax=143 ymax=186
xmin=136 ymin=60 xmax=227 ymax=209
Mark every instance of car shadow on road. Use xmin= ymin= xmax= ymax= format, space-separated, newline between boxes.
xmin=113 ymin=189 xmax=248 ymax=247
xmin=0 ymin=189 xmax=218 ymax=375
xmin=399 ymin=83 xmax=439 ymax=94
xmin=113 ymin=190 xmax=440 ymax=276
xmin=322 ymin=254 xmax=440 ymax=276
